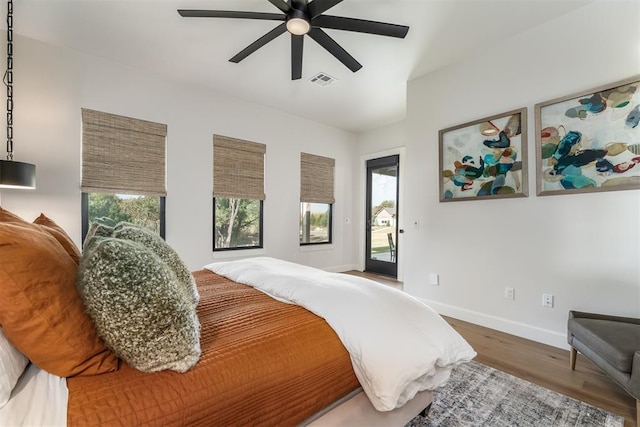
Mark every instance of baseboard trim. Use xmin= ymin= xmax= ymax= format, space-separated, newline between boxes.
xmin=421 ymin=299 xmax=569 ymax=350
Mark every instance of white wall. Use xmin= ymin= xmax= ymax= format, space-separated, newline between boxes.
xmin=0 ymin=35 xmax=359 ymax=272
xmin=359 ymin=0 xmax=640 ymax=348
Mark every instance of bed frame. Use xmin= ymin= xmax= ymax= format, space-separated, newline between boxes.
xmin=304 ymin=388 xmax=433 ymax=426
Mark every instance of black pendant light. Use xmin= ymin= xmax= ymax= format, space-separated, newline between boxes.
xmin=0 ymin=0 xmax=35 ymax=189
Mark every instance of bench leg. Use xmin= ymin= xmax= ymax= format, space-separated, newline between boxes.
xmin=636 ymin=399 xmax=639 ymax=427
xmin=570 ymin=347 xmax=577 ymax=370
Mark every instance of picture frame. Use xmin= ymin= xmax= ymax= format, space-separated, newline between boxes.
xmin=439 ymin=108 xmax=528 ymax=202
xmin=534 ymin=75 xmax=640 ymax=196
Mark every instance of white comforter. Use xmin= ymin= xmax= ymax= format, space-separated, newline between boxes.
xmin=205 ymin=257 xmax=476 ymax=412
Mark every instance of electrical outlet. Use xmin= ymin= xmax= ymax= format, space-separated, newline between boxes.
xmin=504 ymin=287 xmax=515 ymax=300
xmin=430 ymin=273 xmax=439 ymax=286
xmin=542 ymin=293 xmax=554 ymax=308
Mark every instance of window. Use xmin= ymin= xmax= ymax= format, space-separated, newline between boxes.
xmin=213 ymin=135 xmax=266 ymax=251
xmin=82 ymin=193 xmax=165 ymax=236
xmin=300 ymin=202 xmax=332 ymax=244
xmin=81 ymin=109 xmax=167 ymax=240
xmin=300 ymin=153 xmax=334 ymax=245
xmin=214 ymin=197 xmax=262 ymax=249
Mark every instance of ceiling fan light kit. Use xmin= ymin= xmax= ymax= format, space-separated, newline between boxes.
xmin=286 ymin=10 xmax=310 ymax=35
xmin=178 ymin=0 xmax=409 ymax=80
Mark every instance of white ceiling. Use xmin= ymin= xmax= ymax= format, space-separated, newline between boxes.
xmin=9 ymin=0 xmax=594 ymax=133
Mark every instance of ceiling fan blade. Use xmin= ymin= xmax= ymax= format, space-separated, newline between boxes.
xmin=312 ymin=15 xmax=409 ymax=38
xmin=307 ymin=0 xmax=343 ymax=19
xmin=230 ymin=23 xmax=288 ymax=63
xmin=267 ymin=0 xmax=292 ymax=14
xmin=291 ymin=35 xmax=304 ymax=80
xmin=307 ymin=28 xmax=362 ymax=73
xmin=178 ymin=10 xmax=285 ymax=21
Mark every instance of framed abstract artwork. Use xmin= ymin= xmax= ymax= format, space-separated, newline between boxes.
xmin=535 ymin=75 xmax=640 ymax=196
xmin=439 ymin=108 xmax=528 ymax=202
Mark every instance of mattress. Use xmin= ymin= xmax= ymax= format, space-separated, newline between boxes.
xmin=66 ymin=270 xmax=359 ymax=426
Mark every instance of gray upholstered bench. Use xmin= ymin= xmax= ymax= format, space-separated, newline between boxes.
xmin=567 ymin=310 xmax=640 ymax=426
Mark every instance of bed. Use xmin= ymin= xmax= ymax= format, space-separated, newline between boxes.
xmin=0 ymin=207 xmax=475 ymax=426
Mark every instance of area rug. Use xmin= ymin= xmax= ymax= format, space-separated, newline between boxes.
xmin=405 ymin=361 xmax=623 ymax=427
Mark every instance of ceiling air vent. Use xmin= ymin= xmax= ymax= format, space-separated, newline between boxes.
xmin=309 ymin=72 xmax=336 ymax=87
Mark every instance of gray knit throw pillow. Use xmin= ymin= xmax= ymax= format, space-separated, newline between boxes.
xmin=82 ymin=222 xmax=114 ymax=252
xmin=83 ymin=221 xmax=199 ymax=306
xmin=114 ymin=223 xmax=199 ymax=306
xmin=77 ymin=237 xmax=201 ymax=373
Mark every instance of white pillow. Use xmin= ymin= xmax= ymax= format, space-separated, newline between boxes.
xmin=0 ymin=328 xmax=29 ymax=408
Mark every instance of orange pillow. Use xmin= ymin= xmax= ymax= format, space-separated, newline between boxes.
xmin=0 ymin=206 xmax=27 ymax=223
xmin=0 ymin=208 xmax=82 ymax=264
xmin=33 ymin=213 xmax=81 ymax=264
xmin=0 ymin=221 xmax=119 ymax=377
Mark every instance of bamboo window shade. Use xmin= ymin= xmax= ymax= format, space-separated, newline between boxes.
xmin=81 ymin=108 xmax=167 ymax=196
xmin=300 ymin=153 xmax=335 ymax=204
xmin=213 ymin=135 xmax=266 ymax=200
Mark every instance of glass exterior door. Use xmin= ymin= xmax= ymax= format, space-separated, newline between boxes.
xmin=365 ymin=155 xmax=399 ymax=277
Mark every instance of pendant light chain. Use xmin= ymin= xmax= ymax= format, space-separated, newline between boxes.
xmin=0 ymin=0 xmax=35 ymax=189
xmin=4 ymin=0 xmax=13 ymax=161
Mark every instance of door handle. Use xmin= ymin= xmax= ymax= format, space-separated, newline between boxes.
xmin=399 ymin=229 xmax=404 ymax=233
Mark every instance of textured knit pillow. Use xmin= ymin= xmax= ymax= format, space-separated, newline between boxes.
xmin=82 ymin=222 xmax=114 ymax=252
xmin=0 ymin=221 xmax=119 ymax=377
xmin=77 ymin=237 xmax=200 ymax=373
xmin=114 ymin=223 xmax=199 ymax=306
xmin=0 ymin=328 xmax=29 ymax=408
xmin=33 ymin=213 xmax=81 ymax=264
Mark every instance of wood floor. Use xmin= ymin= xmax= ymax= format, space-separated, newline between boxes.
xmin=346 ymin=271 xmax=637 ymax=426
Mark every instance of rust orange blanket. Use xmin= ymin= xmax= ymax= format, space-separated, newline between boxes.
xmin=66 ymin=270 xmax=359 ymax=426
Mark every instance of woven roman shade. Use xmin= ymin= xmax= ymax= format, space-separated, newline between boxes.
xmin=81 ymin=108 xmax=167 ymax=196
xmin=213 ymin=135 xmax=266 ymax=200
xmin=300 ymin=153 xmax=335 ymax=204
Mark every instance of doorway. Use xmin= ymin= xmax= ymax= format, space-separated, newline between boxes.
xmin=365 ymin=155 xmax=399 ymax=277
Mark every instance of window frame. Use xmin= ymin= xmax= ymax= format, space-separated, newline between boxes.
xmin=212 ymin=197 xmax=264 ymax=251
xmin=299 ymin=202 xmax=333 ymax=246
xmin=81 ymin=192 xmax=166 ymax=242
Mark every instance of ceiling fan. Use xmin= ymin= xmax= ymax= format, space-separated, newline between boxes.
xmin=178 ymin=0 xmax=409 ymax=80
